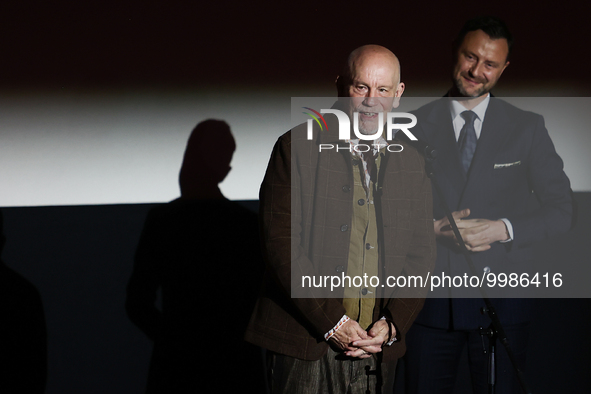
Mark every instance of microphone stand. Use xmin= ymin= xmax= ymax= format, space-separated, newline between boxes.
xmin=418 ymin=145 xmax=532 ymax=394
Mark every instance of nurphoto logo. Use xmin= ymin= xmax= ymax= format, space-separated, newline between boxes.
xmin=303 ymin=107 xmax=418 ymax=153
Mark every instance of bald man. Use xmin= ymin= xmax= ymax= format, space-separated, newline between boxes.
xmin=245 ymin=45 xmax=435 ymax=393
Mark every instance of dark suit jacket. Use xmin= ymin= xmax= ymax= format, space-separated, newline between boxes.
xmin=245 ymin=111 xmax=436 ymax=361
xmin=409 ymin=97 xmax=573 ymax=330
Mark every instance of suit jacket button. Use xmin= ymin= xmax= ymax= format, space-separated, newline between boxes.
xmin=340 ymin=224 xmax=348 ymax=232
xmin=335 ymin=265 xmax=345 ymax=273
xmin=342 ymin=185 xmax=350 ymax=192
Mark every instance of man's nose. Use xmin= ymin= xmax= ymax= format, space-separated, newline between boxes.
xmin=363 ymin=89 xmax=378 ymax=106
xmin=470 ymin=62 xmax=484 ymax=79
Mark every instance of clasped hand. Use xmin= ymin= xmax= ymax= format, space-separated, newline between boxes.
xmin=329 ymin=319 xmax=394 ymax=359
xmin=434 ymin=208 xmax=510 ymax=252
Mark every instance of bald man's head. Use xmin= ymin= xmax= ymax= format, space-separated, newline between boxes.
xmin=337 ymin=45 xmax=403 ymax=97
xmin=336 ymin=45 xmax=405 ymax=135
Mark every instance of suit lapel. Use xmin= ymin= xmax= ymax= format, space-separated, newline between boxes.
xmin=423 ymin=99 xmax=467 ymax=197
xmin=460 ymin=98 xmax=514 ymax=205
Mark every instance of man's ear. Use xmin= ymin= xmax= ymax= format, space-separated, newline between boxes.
xmin=501 ymin=61 xmax=510 ymax=74
xmin=392 ymin=82 xmax=405 ymax=109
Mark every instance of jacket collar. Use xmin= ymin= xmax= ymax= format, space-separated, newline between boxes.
xmin=421 ymin=95 xmax=515 ymax=207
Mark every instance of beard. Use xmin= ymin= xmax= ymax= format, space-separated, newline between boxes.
xmin=357 ymin=118 xmax=380 ymax=135
xmin=453 ymin=74 xmax=490 ymax=98
xmin=352 ymin=106 xmax=386 ymax=136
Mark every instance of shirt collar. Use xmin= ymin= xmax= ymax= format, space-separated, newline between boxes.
xmin=449 ymin=93 xmax=490 ymax=123
xmin=347 ymin=136 xmax=388 ymax=158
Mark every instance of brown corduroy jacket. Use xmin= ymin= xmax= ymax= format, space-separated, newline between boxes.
xmin=245 ymin=114 xmax=436 ymax=362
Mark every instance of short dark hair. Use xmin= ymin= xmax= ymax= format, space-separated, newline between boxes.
xmin=454 ymin=16 xmax=513 ymax=60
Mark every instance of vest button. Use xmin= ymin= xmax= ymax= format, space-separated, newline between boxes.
xmin=358 ymin=199 xmax=365 ymax=206
xmin=365 ymin=243 xmax=371 ymax=250
xmin=361 ymin=288 xmax=368 ymax=295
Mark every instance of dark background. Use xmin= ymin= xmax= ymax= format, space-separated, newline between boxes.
xmin=1 ymin=0 xmax=590 ymax=393
xmin=1 ymin=0 xmax=590 ymax=94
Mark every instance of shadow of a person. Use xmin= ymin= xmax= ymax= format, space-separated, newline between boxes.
xmin=126 ymin=119 xmax=265 ymax=393
xmin=0 ymin=209 xmax=47 ymax=393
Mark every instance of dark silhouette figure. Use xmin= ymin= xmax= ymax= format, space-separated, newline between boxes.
xmin=126 ymin=120 xmax=265 ymax=393
xmin=0 ymin=209 xmax=47 ymax=393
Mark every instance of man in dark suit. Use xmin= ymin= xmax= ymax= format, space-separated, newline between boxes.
xmin=403 ymin=16 xmax=574 ymax=394
xmin=245 ymin=45 xmax=436 ymax=393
